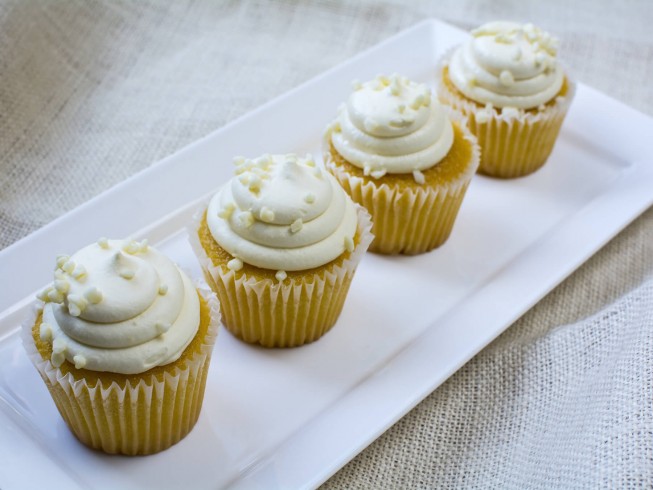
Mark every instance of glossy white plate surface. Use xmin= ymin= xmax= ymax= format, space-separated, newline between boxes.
xmin=1 ymin=19 xmax=653 ymax=490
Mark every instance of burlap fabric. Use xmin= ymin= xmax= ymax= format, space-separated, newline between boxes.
xmin=1 ymin=1 xmax=651 ymax=488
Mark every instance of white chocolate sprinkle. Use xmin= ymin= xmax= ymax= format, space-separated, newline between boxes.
xmin=275 ymin=270 xmax=287 ymax=281
xmin=410 ymin=94 xmax=425 ymax=110
xmin=67 ymin=294 xmax=88 ymax=316
xmin=390 ymin=76 xmax=401 ymax=96
xmin=227 ymin=258 xmax=243 ymax=271
xmin=72 ymin=264 xmax=87 ymax=279
xmin=47 ymin=289 xmax=64 ymax=304
xmin=248 ymin=174 xmax=261 ymax=192
xmin=73 ymin=355 xmax=87 ymax=369
xmin=257 ymin=154 xmax=272 ymax=168
xmin=84 ymin=287 xmax=103 ymax=304
xmin=122 ymin=240 xmax=141 ymax=254
xmin=39 ymin=322 xmax=53 ymax=342
xmin=304 ymin=193 xmax=316 ymax=204
xmin=259 ymin=206 xmax=275 ymax=223
xmin=158 ymin=283 xmax=168 ymax=295
xmin=36 ymin=287 xmax=51 ymax=302
xmin=51 ymin=351 xmax=65 ymax=368
xmin=54 ymin=279 xmax=70 ymax=293
xmin=52 ymin=337 xmax=67 ymax=354
xmin=502 ymin=106 xmax=521 ymax=118
xmin=233 ymin=156 xmax=245 ymax=165
xmin=370 ymin=169 xmax=387 ymax=179
xmin=344 ymin=236 xmax=355 ymax=253
xmin=499 ymin=70 xmax=515 ymax=87
xmin=412 ymin=169 xmax=426 ymax=185
xmin=97 ymin=237 xmax=109 ymax=249
xmin=290 ymin=218 xmax=303 ymax=233
xmin=218 ymin=202 xmax=236 ymax=220
xmin=56 ymin=255 xmax=70 ymax=269
xmin=475 ymin=110 xmax=491 ymax=124
xmin=238 ymin=211 xmax=254 ymax=228
xmin=62 ymin=260 xmax=75 ymax=274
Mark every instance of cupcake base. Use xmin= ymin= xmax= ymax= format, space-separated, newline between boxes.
xmin=190 ymin=206 xmax=373 ymax=348
xmin=324 ymin=122 xmax=479 ymax=255
xmin=438 ymin=65 xmax=575 ymax=179
xmin=23 ymin=289 xmax=220 ymax=456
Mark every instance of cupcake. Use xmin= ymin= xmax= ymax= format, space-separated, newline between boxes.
xmin=323 ymin=74 xmax=480 ymax=255
xmin=437 ymin=21 xmax=576 ymax=178
xmin=22 ymin=238 xmax=220 ymax=455
xmin=189 ymin=153 xmax=373 ymax=348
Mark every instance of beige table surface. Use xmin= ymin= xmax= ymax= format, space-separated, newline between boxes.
xmin=1 ymin=1 xmax=652 ymax=488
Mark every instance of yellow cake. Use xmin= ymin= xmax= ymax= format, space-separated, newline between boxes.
xmin=189 ymin=153 xmax=373 ymax=348
xmin=323 ymin=74 xmax=480 ymax=255
xmin=437 ymin=21 xmax=576 ymax=178
xmin=22 ymin=238 xmax=220 ymax=455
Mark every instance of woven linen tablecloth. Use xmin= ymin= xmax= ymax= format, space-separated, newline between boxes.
xmin=1 ymin=1 xmax=652 ymax=488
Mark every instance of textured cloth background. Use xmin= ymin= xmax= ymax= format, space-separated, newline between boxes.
xmin=1 ymin=1 xmax=652 ymax=488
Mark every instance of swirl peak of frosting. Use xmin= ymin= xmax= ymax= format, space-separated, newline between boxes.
xmin=448 ymin=21 xmax=564 ymax=109
xmin=36 ymin=238 xmax=200 ymax=374
xmin=207 ymin=154 xmax=358 ymax=271
xmin=330 ymin=74 xmax=454 ymax=178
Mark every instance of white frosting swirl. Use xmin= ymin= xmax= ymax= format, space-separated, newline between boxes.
xmin=38 ymin=239 xmax=200 ymax=375
xmin=448 ymin=21 xmax=564 ymax=109
xmin=206 ymin=154 xmax=358 ymax=271
xmin=330 ymin=74 xmax=454 ymax=176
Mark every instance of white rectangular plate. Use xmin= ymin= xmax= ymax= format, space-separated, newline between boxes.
xmin=1 ymin=19 xmax=653 ymax=490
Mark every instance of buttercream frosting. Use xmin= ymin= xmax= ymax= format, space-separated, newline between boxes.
xmin=448 ymin=21 xmax=564 ymax=109
xmin=330 ymin=74 xmax=454 ymax=178
xmin=36 ymin=238 xmax=200 ymax=374
xmin=207 ymin=154 xmax=358 ymax=271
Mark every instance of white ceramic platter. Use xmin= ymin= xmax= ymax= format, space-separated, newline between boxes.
xmin=1 ymin=19 xmax=653 ymax=490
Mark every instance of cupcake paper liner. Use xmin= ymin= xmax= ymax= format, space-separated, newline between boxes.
xmin=436 ymin=48 xmax=576 ymax=178
xmin=323 ymin=117 xmax=480 ymax=255
xmin=21 ymin=287 xmax=220 ymax=456
xmin=188 ymin=204 xmax=373 ymax=348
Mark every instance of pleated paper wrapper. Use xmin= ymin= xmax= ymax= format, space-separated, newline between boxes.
xmin=436 ymin=49 xmax=576 ymax=179
xmin=189 ymin=204 xmax=373 ymax=348
xmin=21 ymin=287 xmax=220 ymax=456
xmin=323 ymin=118 xmax=480 ymax=255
